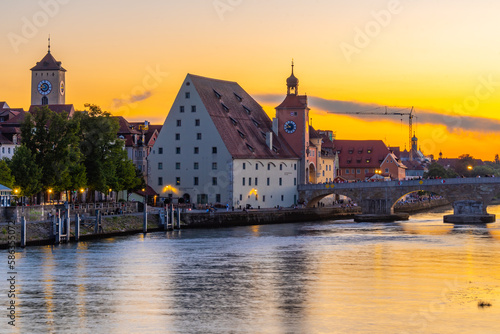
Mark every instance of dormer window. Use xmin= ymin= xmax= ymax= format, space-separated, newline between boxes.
xmin=358 ymin=149 xmax=363 ymax=154
xmin=234 ymin=92 xmax=242 ymax=102
xmin=229 ymin=117 xmax=238 ymax=126
xmin=221 ymin=103 xmax=229 ymax=112
xmin=367 ymin=148 xmax=373 ymax=154
xmin=213 ymin=89 xmax=222 ymax=99
xmin=238 ymin=130 xmax=246 ymax=139
xmin=348 ymin=149 xmax=354 ymax=154
xmin=243 ymin=106 xmax=251 ymax=115
xmin=347 ymin=159 xmax=351 ymax=164
xmin=366 ymin=158 xmax=371 ymax=163
xmin=272 ymin=146 xmax=278 ymax=153
xmin=252 ymin=118 xmax=260 ymax=128
xmin=246 ymin=144 xmax=254 ymax=152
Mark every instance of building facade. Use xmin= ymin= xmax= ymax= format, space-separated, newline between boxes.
xmin=149 ymin=74 xmax=300 ymax=208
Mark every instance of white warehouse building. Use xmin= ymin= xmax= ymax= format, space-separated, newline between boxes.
xmin=148 ymin=74 xmax=300 ymax=209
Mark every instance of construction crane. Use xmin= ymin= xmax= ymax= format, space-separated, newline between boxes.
xmin=330 ymin=106 xmax=415 ymax=160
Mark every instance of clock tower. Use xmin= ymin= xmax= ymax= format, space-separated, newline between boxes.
xmin=275 ymin=61 xmax=311 ymax=184
xmin=31 ymin=39 xmax=66 ymax=106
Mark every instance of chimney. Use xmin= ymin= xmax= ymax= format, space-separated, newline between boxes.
xmin=266 ymin=131 xmax=273 ymax=150
xmin=272 ymin=118 xmax=279 ymax=135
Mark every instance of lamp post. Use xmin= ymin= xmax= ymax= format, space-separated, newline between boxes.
xmin=48 ymin=189 xmax=52 ymax=204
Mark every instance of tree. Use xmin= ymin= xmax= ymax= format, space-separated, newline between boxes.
xmin=21 ymin=106 xmax=84 ymax=193
xmin=9 ymin=145 xmax=42 ymax=201
xmin=454 ymin=154 xmax=476 ymax=177
xmin=0 ymin=159 xmax=15 ymax=189
xmin=495 ymin=154 xmax=500 ymax=165
xmin=472 ymin=165 xmax=497 ymax=177
xmin=424 ymin=162 xmax=457 ymax=179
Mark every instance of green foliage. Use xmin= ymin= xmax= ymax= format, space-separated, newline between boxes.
xmin=8 ymin=145 xmax=42 ymax=197
xmin=21 ymin=106 xmax=84 ymax=192
xmin=424 ymin=162 xmax=457 ymax=179
xmin=0 ymin=160 xmax=15 ymax=189
xmin=471 ymin=165 xmax=497 ymax=177
xmin=454 ymin=154 xmax=476 ymax=177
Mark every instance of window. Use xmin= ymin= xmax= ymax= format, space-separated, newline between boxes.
xmin=176 ymin=147 xmax=181 ymax=154
xmin=214 ymin=90 xmax=222 ymax=99
xmin=281 ymin=195 xmax=284 ymax=201
xmin=176 ymin=120 xmax=181 ymax=127
xmin=267 ymin=178 xmax=270 ymax=186
xmin=216 ymin=194 xmax=221 ymax=203
xmin=263 ymin=195 xmax=266 ymax=202
xmin=212 ymin=177 xmax=217 ymax=186
xmin=242 ymin=178 xmax=246 ymax=186
xmin=239 ymin=194 xmax=243 ymax=201
xmin=195 ymin=119 xmax=200 ymax=126
xmin=191 ymin=105 xmax=196 ymax=113
xmin=255 ymin=164 xmax=259 ymax=170
xmin=221 ymin=103 xmax=229 ymax=112
xmin=194 ymin=177 xmax=199 ymax=186
xmin=280 ymin=164 xmax=283 ymax=171
xmin=366 ymin=159 xmax=371 ymax=163
xmin=230 ymin=117 xmax=238 ymax=126
xmin=158 ymin=177 xmax=163 ymax=186
xmin=194 ymin=162 xmax=199 ymax=170
xmin=365 ymin=169 xmax=369 ymax=174
xmin=194 ymin=147 xmax=199 ymax=154
xmin=357 ymin=169 xmax=361 ymax=174
xmin=180 ymin=106 xmax=185 ymax=113
xmin=243 ymin=163 xmax=246 ymax=170
xmin=212 ymin=163 xmax=217 ymax=170
xmin=197 ymin=133 xmax=202 ymax=140
xmin=267 ymin=164 xmax=271 ymax=170
xmin=294 ymin=178 xmax=297 ymax=186
xmin=238 ymin=130 xmax=246 ymax=139
xmin=246 ymin=144 xmax=254 ymax=152
xmin=294 ymin=164 xmax=297 ymax=170
xmin=212 ymin=147 xmax=217 ymax=154
xmin=175 ymin=133 xmax=181 ymax=141
xmin=255 ymin=178 xmax=258 ymax=186
xmin=346 ymin=169 xmax=350 ymax=174
xmin=279 ymin=178 xmax=282 ymax=186
xmin=158 ymin=163 xmax=163 ymax=170
xmin=176 ymin=163 xmax=181 ymax=170
xmin=234 ymin=92 xmax=242 ymax=102
xmin=158 ymin=147 xmax=163 ymax=154
xmin=176 ymin=177 xmax=181 ymax=185
xmin=249 ymin=178 xmax=252 ymax=186
xmin=243 ymin=106 xmax=251 ymax=114
xmin=385 ymin=168 xmax=389 ymax=173
xmin=185 ymin=92 xmax=190 ymax=99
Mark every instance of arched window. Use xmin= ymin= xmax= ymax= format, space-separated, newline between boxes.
xmin=42 ymin=96 xmax=48 ymax=105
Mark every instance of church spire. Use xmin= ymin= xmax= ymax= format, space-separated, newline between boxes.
xmin=286 ymin=59 xmax=299 ymax=95
xmin=48 ymin=35 xmax=51 ymax=53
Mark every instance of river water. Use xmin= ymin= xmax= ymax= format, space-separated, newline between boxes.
xmin=3 ymin=205 xmax=500 ymax=334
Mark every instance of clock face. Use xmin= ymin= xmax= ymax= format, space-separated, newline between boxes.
xmin=60 ymin=81 xmax=65 ymax=95
xmin=37 ymin=80 xmax=52 ymax=95
xmin=284 ymin=120 xmax=297 ymax=134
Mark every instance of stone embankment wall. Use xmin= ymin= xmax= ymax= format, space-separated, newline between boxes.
xmin=181 ymin=207 xmax=361 ymax=228
xmin=394 ymin=198 xmax=450 ymax=214
xmin=0 ymin=213 xmax=159 ymax=248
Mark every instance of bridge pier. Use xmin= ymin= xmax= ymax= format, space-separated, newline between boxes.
xmin=354 ymin=199 xmax=409 ymax=222
xmin=444 ymin=200 xmax=496 ymax=224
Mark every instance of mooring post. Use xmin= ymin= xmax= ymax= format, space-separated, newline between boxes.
xmin=143 ymin=203 xmax=148 ymax=233
xmin=171 ymin=206 xmax=175 ymax=229
xmin=56 ymin=217 xmax=62 ymax=244
xmin=21 ymin=217 xmax=26 ymax=248
xmin=176 ymin=208 xmax=181 ymax=229
xmin=94 ymin=209 xmax=99 ymax=234
xmin=164 ymin=208 xmax=170 ymax=230
xmin=65 ymin=203 xmax=70 ymax=242
xmin=75 ymin=214 xmax=80 ymax=242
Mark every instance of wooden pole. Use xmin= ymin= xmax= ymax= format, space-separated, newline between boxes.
xmin=143 ymin=203 xmax=148 ymax=233
xmin=75 ymin=214 xmax=80 ymax=242
xmin=21 ymin=217 xmax=26 ymax=248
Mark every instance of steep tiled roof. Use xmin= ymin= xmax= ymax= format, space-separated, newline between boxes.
xmin=0 ymin=133 xmax=13 ymax=145
xmin=190 ymin=74 xmax=298 ymax=160
xmin=334 ymin=139 xmax=389 ymax=168
xmin=276 ymin=94 xmax=308 ymax=109
xmin=309 ymin=126 xmax=322 ymax=139
xmin=31 ymin=52 xmax=66 ymax=71
xmin=320 ymin=134 xmax=334 ymax=149
xmin=403 ymin=160 xmax=425 ymax=170
xmin=1 ymin=110 xmax=27 ymax=125
xmin=115 ymin=117 xmax=141 ymax=135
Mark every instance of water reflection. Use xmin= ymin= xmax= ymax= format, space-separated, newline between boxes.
xmin=5 ymin=206 xmax=500 ymax=333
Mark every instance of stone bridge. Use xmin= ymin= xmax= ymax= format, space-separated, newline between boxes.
xmin=298 ymin=178 xmax=500 ymax=223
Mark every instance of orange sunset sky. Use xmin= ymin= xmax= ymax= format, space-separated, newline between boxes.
xmin=2 ymin=0 xmax=500 ymax=160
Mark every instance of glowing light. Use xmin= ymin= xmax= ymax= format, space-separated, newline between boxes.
xmin=162 ymin=185 xmax=179 ymax=194
xmin=48 ymin=189 xmax=53 ymax=194
xmin=80 ymin=188 xmax=85 ymax=193
xmin=468 ymin=166 xmax=473 ymax=170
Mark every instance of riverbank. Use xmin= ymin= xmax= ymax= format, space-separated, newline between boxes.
xmin=0 ymin=199 xmax=451 ymax=248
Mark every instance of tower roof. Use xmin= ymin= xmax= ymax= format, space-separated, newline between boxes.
xmin=286 ymin=61 xmax=299 ymax=89
xmin=31 ymin=52 xmax=66 ymax=72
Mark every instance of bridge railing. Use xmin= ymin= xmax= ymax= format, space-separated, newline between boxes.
xmin=298 ymin=177 xmax=500 ymax=191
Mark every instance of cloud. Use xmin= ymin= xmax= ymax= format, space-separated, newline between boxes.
xmin=255 ymin=94 xmax=500 ymax=134
xmin=112 ymin=91 xmax=153 ymax=109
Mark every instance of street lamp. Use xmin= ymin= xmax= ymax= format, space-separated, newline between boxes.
xmin=48 ymin=189 xmax=52 ymax=204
